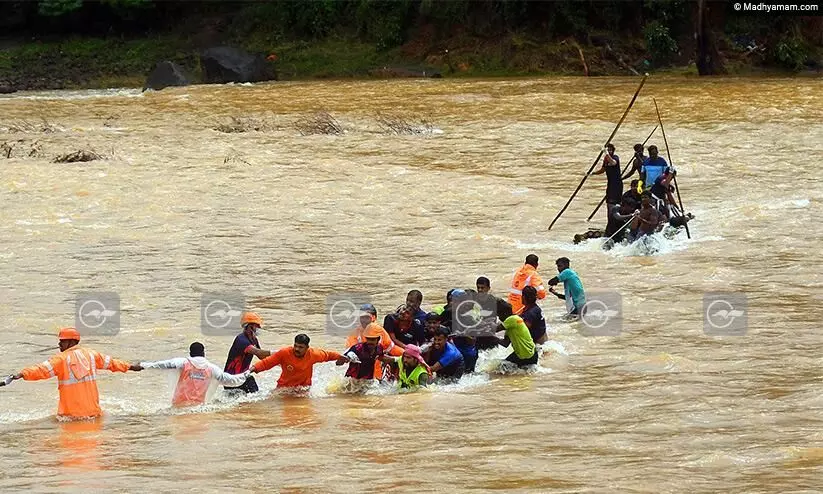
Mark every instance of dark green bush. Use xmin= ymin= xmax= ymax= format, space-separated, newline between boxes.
xmin=643 ymin=20 xmax=678 ymax=66
xmin=773 ymin=35 xmax=810 ymax=71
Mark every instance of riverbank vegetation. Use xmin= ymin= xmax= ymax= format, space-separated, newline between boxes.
xmin=0 ymin=1 xmax=820 ymax=90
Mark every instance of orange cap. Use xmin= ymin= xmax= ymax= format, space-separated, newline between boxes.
xmin=363 ymin=323 xmax=383 ymax=340
xmin=241 ymin=312 xmax=263 ymax=327
xmin=58 ymin=327 xmax=81 ymax=341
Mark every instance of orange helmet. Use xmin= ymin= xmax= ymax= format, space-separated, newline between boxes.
xmin=58 ymin=327 xmax=81 ymax=341
xmin=363 ymin=323 xmax=383 ymax=340
xmin=241 ymin=312 xmax=263 ymax=327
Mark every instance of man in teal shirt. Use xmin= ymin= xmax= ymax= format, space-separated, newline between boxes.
xmin=548 ymin=257 xmax=586 ymax=316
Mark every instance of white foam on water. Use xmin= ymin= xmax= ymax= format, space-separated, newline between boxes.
xmin=514 ymin=239 xmax=564 ymax=250
xmin=0 ymin=409 xmax=54 ymax=425
xmin=548 ymin=227 xmax=725 ymax=257
xmin=763 ymin=198 xmax=810 ymax=210
xmin=0 ymin=88 xmax=143 ymax=102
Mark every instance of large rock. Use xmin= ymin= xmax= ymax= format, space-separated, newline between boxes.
xmin=143 ymin=61 xmax=190 ymax=92
xmin=200 ymin=46 xmax=276 ymax=84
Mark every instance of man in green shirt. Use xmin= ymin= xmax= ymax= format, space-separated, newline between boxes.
xmin=548 ymin=257 xmax=586 ymax=316
xmin=498 ymin=315 xmax=538 ymax=367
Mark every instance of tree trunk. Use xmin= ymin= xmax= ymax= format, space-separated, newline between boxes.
xmin=695 ymin=0 xmax=726 ymax=75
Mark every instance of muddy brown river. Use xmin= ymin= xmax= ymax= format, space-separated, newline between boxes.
xmin=0 ymin=76 xmax=822 ymax=493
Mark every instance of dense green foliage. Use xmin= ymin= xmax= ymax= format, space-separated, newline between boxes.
xmin=3 ymin=0 xmax=819 ymax=55
xmin=0 ymin=0 xmax=819 ymax=89
xmin=643 ymin=21 xmax=679 ymax=67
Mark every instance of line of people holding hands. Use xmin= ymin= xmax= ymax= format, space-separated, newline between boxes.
xmin=2 ymin=256 xmax=582 ymax=420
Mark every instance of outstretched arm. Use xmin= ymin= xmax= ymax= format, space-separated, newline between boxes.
xmin=250 ymin=350 xmax=283 ymax=374
xmin=18 ymin=356 xmax=62 ymax=381
xmin=140 ymin=358 xmax=187 ymax=370
xmin=246 ymin=347 xmax=271 ymax=360
xmin=92 ymin=350 xmax=134 ymax=373
xmin=208 ymin=363 xmax=249 ymax=387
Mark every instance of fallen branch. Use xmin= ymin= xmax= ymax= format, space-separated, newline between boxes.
xmin=570 ymin=39 xmax=589 ymax=77
xmin=375 ymin=112 xmax=435 ymax=135
xmin=213 ymin=116 xmax=274 ymax=133
xmin=2 ymin=118 xmax=63 ymax=133
xmin=1 ymin=141 xmax=13 ymax=159
xmin=53 ymin=149 xmax=105 ymax=163
xmin=0 ymin=139 xmax=42 ymax=159
xmin=604 ymin=43 xmax=641 ymax=76
xmin=294 ymin=111 xmax=343 ymax=136
xmin=223 ymin=151 xmax=252 ymax=166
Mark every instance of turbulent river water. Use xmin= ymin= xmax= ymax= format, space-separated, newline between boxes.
xmin=0 ymin=77 xmax=821 ymax=493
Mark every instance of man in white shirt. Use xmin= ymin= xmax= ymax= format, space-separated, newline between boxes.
xmin=139 ymin=342 xmax=249 ymax=407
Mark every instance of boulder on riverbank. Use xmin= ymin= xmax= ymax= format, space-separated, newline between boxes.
xmin=200 ymin=46 xmax=276 ymax=84
xmin=143 ymin=61 xmax=190 ymax=92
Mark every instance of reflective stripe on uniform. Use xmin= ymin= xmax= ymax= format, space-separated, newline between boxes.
xmin=103 ymin=355 xmax=111 ymax=369
xmin=58 ymin=373 xmax=97 ymax=387
xmin=509 ymin=288 xmax=522 ymax=295
xmin=41 ymin=359 xmax=56 ymax=378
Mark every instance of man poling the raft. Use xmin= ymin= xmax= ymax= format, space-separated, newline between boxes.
xmin=556 ymin=77 xmax=695 ymax=248
xmin=548 ymin=74 xmax=648 ymax=233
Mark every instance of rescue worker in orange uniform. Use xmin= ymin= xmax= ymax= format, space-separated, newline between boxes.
xmin=138 ymin=342 xmax=249 ymax=407
xmin=507 ymin=254 xmax=547 ymax=315
xmin=250 ymin=334 xmax=343 ymax=389
xmin=1 ymin=327 xmax=141 ymax=419
xmin=345 ymin=304 xmax=403 ymax=378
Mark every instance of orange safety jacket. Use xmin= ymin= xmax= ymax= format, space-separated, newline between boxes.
xmin=507 ymin=264 xmax=547 ymax=315
xmin=21 ymin=346 xmax=131 ymax=419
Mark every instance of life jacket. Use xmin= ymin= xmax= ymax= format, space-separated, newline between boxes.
xmin=172 ymin=358 xmax=214 ymax=407
xmin=397 ymin=358 xmax=428 ymax=389
xmin=508 ymin=264 xmax=545 ymax=314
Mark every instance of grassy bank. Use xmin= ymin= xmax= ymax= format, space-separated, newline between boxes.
xmin=0 ymin=31 xmax=819 ymax=91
